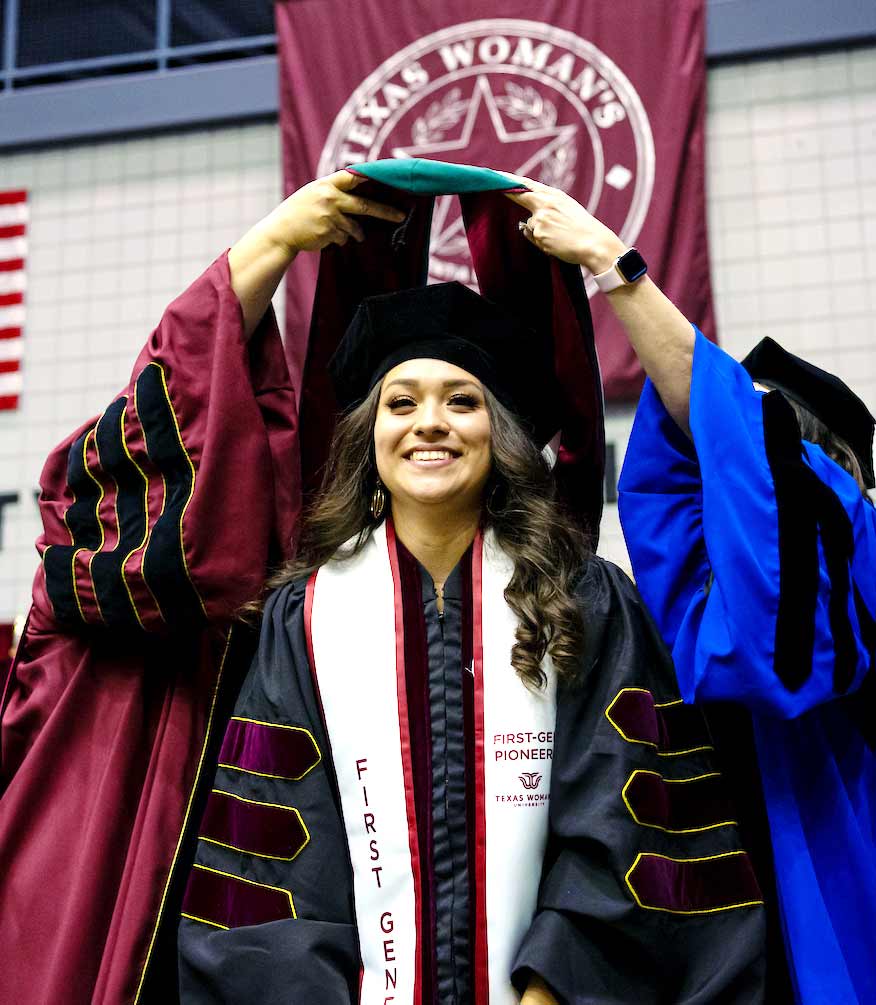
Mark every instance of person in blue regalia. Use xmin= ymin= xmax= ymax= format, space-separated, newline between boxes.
xmin=509 ymin=178 xmax=876 ymax=1004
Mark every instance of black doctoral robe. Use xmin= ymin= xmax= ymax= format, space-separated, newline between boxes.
xmin=178 ymin=536 xmax=768 ymax=1004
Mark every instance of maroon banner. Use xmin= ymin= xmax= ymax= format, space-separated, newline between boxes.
xmin=276 ymin=1 xmax=714 ymax=401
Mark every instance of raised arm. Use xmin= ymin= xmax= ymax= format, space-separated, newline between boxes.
xmin=506 ymin=181 xmax=695 ymax=434
xmin=229 ymin=171 xmax=405 ymax=338
xmin=32 ymin=171 xmax=405 ymax=632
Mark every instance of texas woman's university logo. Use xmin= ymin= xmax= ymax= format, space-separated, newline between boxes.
xmin=319 ymin=19 xmax=655 ymax=290
xmin=519 ymin=772 xmax=543 ymax=791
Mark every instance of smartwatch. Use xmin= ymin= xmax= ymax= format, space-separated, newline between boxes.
xmin=593 ymin=248 xmax=648 ymax=293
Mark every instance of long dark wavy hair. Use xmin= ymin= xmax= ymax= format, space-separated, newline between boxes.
xmin=265 ymin=383 xmax=590 ymax=689
xmin=784 ymin=397 xmax=870 ymax=496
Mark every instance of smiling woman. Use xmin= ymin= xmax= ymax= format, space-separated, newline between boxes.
xmin=179 ymin=244 xmax=769 ymax=1002
xmin=0 ymin=161 xmax=769 ymax=1005
xmin=269 ymin=282 xmax=589 ymax=693
xmin=376 ymin=361 xmax=492 ymax=515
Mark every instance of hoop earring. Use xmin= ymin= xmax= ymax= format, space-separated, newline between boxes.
xmin=370 ymin=479 xmax=386 ymax=520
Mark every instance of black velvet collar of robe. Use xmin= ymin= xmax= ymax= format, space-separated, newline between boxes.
xmin=394 ymin=537 xmax=476 ymax=1003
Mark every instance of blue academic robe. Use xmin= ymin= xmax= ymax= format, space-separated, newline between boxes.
xmin=618 ymin=329 xmax=876 ymax=1004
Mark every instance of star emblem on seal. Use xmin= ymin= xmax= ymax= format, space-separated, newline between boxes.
xmin=391 ymin=76 xmax=579 ymax=266
xmin=319 ymin=19 xmax=655 ymax=288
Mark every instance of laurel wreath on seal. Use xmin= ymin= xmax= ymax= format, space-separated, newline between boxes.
xmin=411 ymin=88 xmax=469 ymax=146
xmin=538 ymin=142 xmax=578 ymax=191
xmin=495 ymin=82 xmax=557 ymax=130
xmin=416 ymin=82 xmax=577 ymax=257
xmin=496 ymin=83 xmax=578 ymax=191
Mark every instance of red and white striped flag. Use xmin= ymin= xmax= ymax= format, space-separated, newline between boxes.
xmin=0 ymin=190 xmax=27 ymax=412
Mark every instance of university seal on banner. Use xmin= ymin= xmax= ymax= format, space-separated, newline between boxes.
xmin=318 ymin=18 xmax=655 ymax=290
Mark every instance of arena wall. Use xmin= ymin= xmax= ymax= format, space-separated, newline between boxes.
xmin=0 ymin=44 xmax=874 ymax=616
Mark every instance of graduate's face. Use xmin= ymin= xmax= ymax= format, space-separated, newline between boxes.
xmin=374 ymin=359 xmax=492 ymax=517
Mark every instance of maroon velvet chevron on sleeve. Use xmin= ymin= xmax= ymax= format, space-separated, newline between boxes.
xmin=217 ymin=717 xmax=321 ymax=781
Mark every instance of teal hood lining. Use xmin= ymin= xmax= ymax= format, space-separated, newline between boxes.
xmin=347 ymin=158 xmax=526 ymax=196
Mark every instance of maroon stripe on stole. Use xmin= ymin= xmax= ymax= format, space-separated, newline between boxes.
xmin=0 ymin=292 xmax=23 ymax=307
xmin=395 ymin=536 xmax=437 ymax=1002
xmin=304 ymin=572 xmax=321 ymax=704
xmin=0 ymin=190 xmax=26 ymax=205
xmin=471 ymin=529 xmax=489 ymax=1003
xmin=0 ymin=327 xmax=21 ymax=340
xmin=461 ymin=549 xmax=476 ymax=995
xmin=0 ymin=394 xmax=18 ymax=410
xmin=0 ymin=258 xmax=24 ymax=272
xmin=304 ymin=570 xmax=366 ymax=1000
xmin=0 ymin=359 xmax=19 ymax=375
xmin=385 ymin=519 xmax=423 ymax=1003
xmin=0 ymin=225 xmax=25 ymax=240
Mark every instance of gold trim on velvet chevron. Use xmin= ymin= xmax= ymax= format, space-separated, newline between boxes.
xmin=43 ymin=421 xmax=103 ymax=625
xmin=88 ymin=396 xmax=149 ymax=628
xmin=150 ymin=361 xmax=206 ymax=617
xmin=622 ymin=770 xmax=737 ymax=834
xmin=83 ymin=430 xmax=106 ymax=549
xmin=625 ymin=851 xmax=764 ymax=915
xmin=181 ymin=916 xmax=228 ymax=928
xmin=115 ymin=401 xmax=146 ymax=629
xmin=43 ymin=359 xmax=208 ymax=631
xmin=134 ymin=376 xmax=167 ymax=528
xmin=100 ymin=399 xmax=123 ymax=556
xmin=83 ymin=429 xmax=107 ymax=623
xmin=70 ymin=547 xmax=87 ymax=621
xmin=119 ymin=399 xmax=163 ymax=627
xmin=70 ymin=429 xmax=107 ymax=623
xmin=199 ymin=789 xmax=311 ymax=861
xmin=605 ymin=687 xmax=714 ymax=756
xmin=217 ymin=716 xmax=322 ymax=782
xmin=181 ymin=863 xmax=297 ymax=931
xmin=44 ymin=427 xmax=90 ymax=624
xmin=135 ymin=361 xmax=206 ymax=627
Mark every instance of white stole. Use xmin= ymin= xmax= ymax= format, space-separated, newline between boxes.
xmin=307 ymin=521 xmax=557 ymax=1004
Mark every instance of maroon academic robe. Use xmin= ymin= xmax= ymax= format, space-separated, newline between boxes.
xmin=0 ymin=255 xmax=298 ymax=1004
xmin=0 ymin=162 xmax=603 ymax=1004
